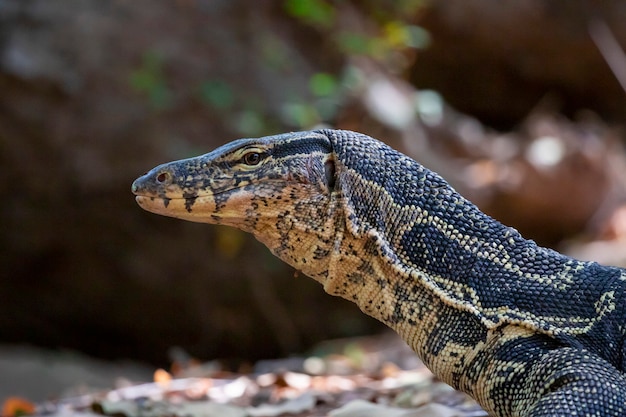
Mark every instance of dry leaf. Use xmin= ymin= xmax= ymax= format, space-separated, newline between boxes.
xmin=2 ymin=397 xmax=36 ymax=417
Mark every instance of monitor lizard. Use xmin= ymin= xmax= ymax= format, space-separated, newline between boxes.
xmin=131 ymin=129 xmax=626 ymax=416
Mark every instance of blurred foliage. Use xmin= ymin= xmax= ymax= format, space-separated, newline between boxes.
xmin=284 ymin=0 xmax=336 ymax=28
xmin=129 ymin=51 xmax=172 ymax=110
xmin=309 ymin=72 xmax=338 ymax=97
xmin=127 ymin=1 xmax=430 ymax=133
xmin=279 ymin=0 xmax=430 ymax=128
xmin=200 ymin=80 xmax=235 ymax=110
xmin=214 ymin=227 xmax=247 ymax=260
xmin=384 ymin=21 xmax=430 ymax=49
xmin=283 ymin=0 xmax=429 ymax=60
xmin=335 ymin=23 xmax=429 ymax=59
xmin=235 ymin=109 xmax=268 ymax=137
xmin=259 ymin=32 xmax=294 ymax=71
xmin=281 ymin=101 xmax=321 ymax=128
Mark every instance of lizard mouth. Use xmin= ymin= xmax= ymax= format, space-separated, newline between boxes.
xmin=134 ymin=194 xmax=220 ymax=223
xmin=131 ymin=172 xmax=206 ymax=214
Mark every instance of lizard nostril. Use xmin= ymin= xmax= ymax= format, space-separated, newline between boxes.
xmin=156 ymin=172 xmax=171 ymax=184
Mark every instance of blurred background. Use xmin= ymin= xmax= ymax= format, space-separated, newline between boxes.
xmin=2 ymin=0 xmax=626 ymax=401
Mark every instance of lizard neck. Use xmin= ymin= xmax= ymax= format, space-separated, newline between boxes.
xmin=316 ymin=130 xmax=624 ymax=388
xmin=315 ymin=166 xmax=542 ymax=397
xmin=322 ymin=130 xmax=617 ymax=339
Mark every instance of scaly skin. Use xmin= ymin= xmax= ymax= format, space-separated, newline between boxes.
xmin=132 ymin=129 xmax=626 ymax=416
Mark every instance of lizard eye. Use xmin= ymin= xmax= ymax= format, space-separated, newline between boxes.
xmin=243 ymin=152 xmax=262 ymax=166
xmin=156 ymin=171 xmax=172 ymax=184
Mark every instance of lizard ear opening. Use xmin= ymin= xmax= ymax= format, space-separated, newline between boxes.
xmin=324 ymin=158 xmax=336 ymax=191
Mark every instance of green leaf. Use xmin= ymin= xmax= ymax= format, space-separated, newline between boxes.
xmin=280 ymin=101 xmax=319 ymax=128
xmin=284 ymin=0 xmax=335 ymax=27
xmin=129 ymin=51 xmax=171 ymax=110
xmin=335 ymin=32 xmax=373 ymax=55
xmin=309 ymin=73 xmax=337 ymax=97
xmin=200 ymin=80 xmax=234 ymax=109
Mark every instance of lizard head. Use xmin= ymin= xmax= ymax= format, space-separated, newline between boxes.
xmin=131 ymin=131 xmax=338 ymax=240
